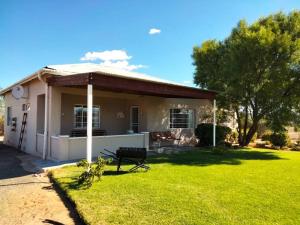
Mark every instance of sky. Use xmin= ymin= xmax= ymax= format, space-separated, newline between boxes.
xmin=1 ymin=0 xmax=300 ymax=88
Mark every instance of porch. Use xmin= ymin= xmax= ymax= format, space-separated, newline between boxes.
xmin=37 ymin=70 xmax=216 ymax=161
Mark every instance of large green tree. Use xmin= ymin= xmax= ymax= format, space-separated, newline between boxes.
xmin=193 ymin=11 xmax=300 ymax=146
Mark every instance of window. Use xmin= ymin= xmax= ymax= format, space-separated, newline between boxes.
xmin=22 ymin=103 xmax=30 ymax=111
xmin=7 ymin=107 xmax=12 ymax=126
xmin=73 ymin=105 xmax=100 ymax=128
xmin=170 ymin=109 xmax=194 ymax=128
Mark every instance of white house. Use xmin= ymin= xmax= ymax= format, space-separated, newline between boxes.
xmin=0 ymin=63 xmax=217 ymax=161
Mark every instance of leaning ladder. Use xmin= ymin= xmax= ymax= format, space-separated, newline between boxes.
xmin=18 ymin=112 xmax=28 ymax=150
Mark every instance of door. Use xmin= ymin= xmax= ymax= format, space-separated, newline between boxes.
xmin=130 ymin=106 xmax=139 ymax=133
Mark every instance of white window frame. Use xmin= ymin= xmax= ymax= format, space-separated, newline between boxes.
xmin=130 ymin=106 xmax=140 ymax=133
xmin=169 ymin=108 xmax=195 ymax=129
xmin=73 ymin=104 xmax=100 ymax=128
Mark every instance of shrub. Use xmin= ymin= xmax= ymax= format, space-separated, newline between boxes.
xmin=261 ymin=131 xmax=272 ymax=141
xmin=0 ymin=116 xmax=3 ymax=136
xmin=269 ymin=132 xmax=290 ymax=148
xmin=292 ymin=146 xmax=300 ymax=151
xmin=251 ymin=132 xmax=257 ymax=142
xmin=228 ymin=130 xmax=238 ymax=144
xmin=195 ymin=123 xmax=231 ymax=147
xmin=77 ymin=156 xmax=111 ymax=188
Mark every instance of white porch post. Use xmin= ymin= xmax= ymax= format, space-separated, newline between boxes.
xmin=213 ymin=99 xmax=216 ymax=147
xmin=87 ymin=84 xmax=93 ymax=163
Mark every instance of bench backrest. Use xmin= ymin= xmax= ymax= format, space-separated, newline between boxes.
xmin=70 ymin=129 xmax=107 ymax=137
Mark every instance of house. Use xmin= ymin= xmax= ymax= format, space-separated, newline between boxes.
xmin=0 ymin=63 xmax=217 ymax=161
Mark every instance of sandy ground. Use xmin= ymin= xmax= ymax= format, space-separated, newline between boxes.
xmin=0 ymin=143 xmax=83 ymax=225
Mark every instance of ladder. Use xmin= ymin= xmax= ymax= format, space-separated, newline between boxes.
xmin=18 ymin=112 xmax=28 ymax=150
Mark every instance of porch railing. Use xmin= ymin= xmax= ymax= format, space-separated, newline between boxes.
xmin=45 ymin=132 xmax=149 ymax=161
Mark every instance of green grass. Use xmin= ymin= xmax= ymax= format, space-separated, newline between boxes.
xmin=52 ymin=148 xmax=300 ymax=225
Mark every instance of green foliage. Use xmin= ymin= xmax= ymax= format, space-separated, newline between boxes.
xmin=193 ymin=11 xmax=300 ymax=146
xmin=0 ymin=116 xmax=4 ymax=136
xmin=270 ymin=132 xmax=290 ymax=148
xmin=195 ymin=123 xmax=231 ymax=146
xmin=251 ymin=132 xmax=257 ymax=142
xmin=261 ymin=131 xmax=272 ymax=141
xmin=77 ymin=156 xmax=111 ymax=188
xmin=228 ymin=130 xmax=239 ymax=143
xmin=52 ymin=149 xmax=300 ymax=225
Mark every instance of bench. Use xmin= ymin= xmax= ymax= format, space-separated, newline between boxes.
xmin=150 ymin=131 xmax=181 ymax=147
xmin=70 ymin=129 xmax=107 ymax=137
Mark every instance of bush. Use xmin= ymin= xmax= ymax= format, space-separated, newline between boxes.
xmin=228 ymin=130 xmax=238 ymax=144
xmin=269 ymin=132 xmax=290 ymax=148
xmin=195 ymin=123 xmax=231 ymax=147
xmin=251 ymin=132 xmax=257 ymax=142
xmin=261 ymin=131 xmax=272 ymax=141
xmin=291 ymin=146 xmax=300 ymax=151
xmin=77 ymin=156 xmax=111 ymax=188
xmin=0 ymin=116 xmax=3 ymax=136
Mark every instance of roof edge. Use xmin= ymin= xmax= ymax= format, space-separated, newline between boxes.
xmin=0 ymin=68 xmax=57 ymax=95
xmin=0 ymin=66 xmax=218 ymax=96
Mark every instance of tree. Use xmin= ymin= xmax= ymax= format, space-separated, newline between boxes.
xmin=193 ymin=11 xmax=300 ymax=146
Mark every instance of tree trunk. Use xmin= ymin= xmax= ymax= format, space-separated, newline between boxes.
xmin=235 ymin=108 xmax=243 ymax=145
xmin=242 ymin=105 xmax=249 ymax=146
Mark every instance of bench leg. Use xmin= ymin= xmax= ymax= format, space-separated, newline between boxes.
xmin=117 ymin=157 xmax=122 ymax=172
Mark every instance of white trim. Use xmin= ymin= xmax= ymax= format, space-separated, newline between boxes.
xmin=169 ymin=108 xmax=195 ymax=129
xmin=86 ymin=84 xmax=93 ymax=163
xmin=73 ymin=104 xmax=100 ymax=128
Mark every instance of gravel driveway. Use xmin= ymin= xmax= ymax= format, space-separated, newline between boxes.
xmin=0 ymin=143 xmax=83 ymax=225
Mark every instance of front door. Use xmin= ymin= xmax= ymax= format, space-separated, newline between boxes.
xmin=130 ymin=106 xmax=139 ymax=133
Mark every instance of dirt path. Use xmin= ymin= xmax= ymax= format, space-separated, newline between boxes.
xmin=0 ymin=144 xmax=83 ymax=225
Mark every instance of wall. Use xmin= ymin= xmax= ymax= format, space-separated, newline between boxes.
xmin=3 ymin=81 xmax=213 ymax=157
xmin=58 ymin=87 xmax=213 ymax=145
xmin=60 ymin=93 xmax=128 ymax=135
xmin=3 ymin=79 xmax=45 ymax=155
xmin=142 ymin=97 xmax=213 ymax=144
xmin=36 ymin=133 xmax=44 ymax=154
xmin=50 ymin=133 xmax=149 ymax=161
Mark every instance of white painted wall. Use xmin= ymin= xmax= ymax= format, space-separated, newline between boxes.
xmin=50 ymin=133 xmax=149 ymax=161
xmin=4 ymin=79 xmax=45 ymax=156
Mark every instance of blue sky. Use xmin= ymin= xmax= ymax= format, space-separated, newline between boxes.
xmin=1 ymin=0 xmax=300 ymax=88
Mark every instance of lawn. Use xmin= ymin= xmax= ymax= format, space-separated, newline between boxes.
xmin=51 ymin=148 xmax=300 ymax=225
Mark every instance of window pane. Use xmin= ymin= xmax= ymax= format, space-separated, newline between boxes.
xmin=7 ymin=107 xmax=11 ymax=126
xmin=170 ymin=108 xmax=194 ymax=129
xmin=73 ymin=105 xmax=101 ymax=128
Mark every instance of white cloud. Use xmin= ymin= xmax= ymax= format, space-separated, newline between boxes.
xmin=149 ymin=28 xmax=161 ymax=35
xmin=80 ymin=50 xmax=131 ymax=61
xmin=80 ymin=50 xmax=145 ymax=71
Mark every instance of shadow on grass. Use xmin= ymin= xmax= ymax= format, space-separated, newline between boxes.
xmin=147 ymin=148 xmax=285 ymax=166
xmin=104 ymin=170 xmax=129 ymax=176
xmin=54 ymin=149 xmax=285 ymax=191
